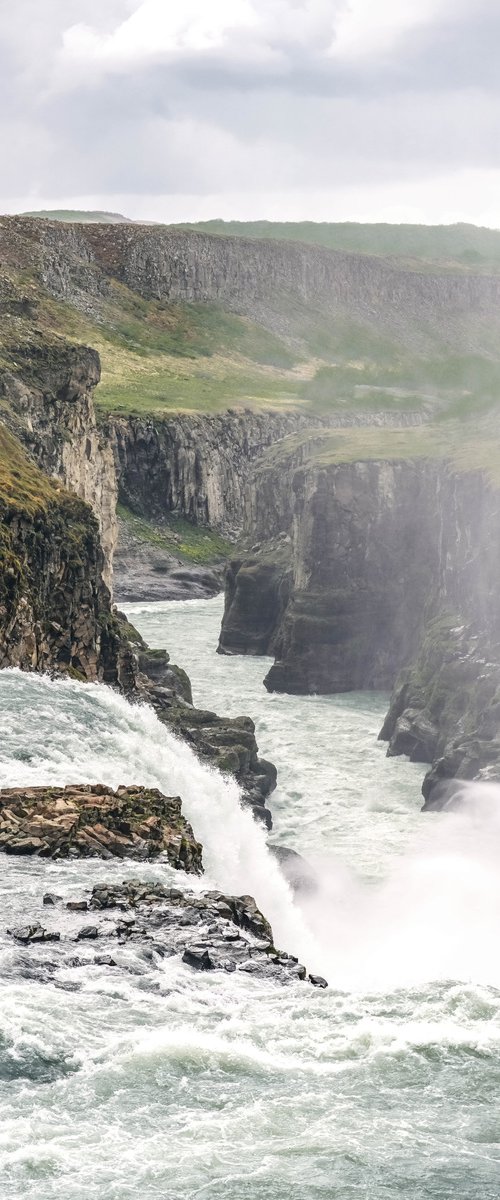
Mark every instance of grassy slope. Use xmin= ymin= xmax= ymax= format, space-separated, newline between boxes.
xmin=0 ymin=423 xmax=57 ymax=515
xmin=258 ymin=415 xmax=500 ymax=487
xmin=87 ymin=285 xmax=303 ymax=414
xmin=0 ymin=266 xmax=307 ymax=416
xmin=21 ymin=210 xmax=132 ymax=224
xmin=2 ymin=266 xmax=495 ymax=424
xmin=1 ymin=219 xmax=500 ymax=484
xmin=117 ymin=504 xmax=231 ymax=564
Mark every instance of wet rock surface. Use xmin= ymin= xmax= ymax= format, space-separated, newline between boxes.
xmin=269 ymin=845 xmax=318 ymax=895
xmin=126 ymin=632 xmax=277 ymax=827
xmin=113 ymin=515 xmax=223 ymax=602
xmin=4 ymin=880 xmax=321 ymax=988
xmin=0 ymin=785 xmax=202 ymax=870
xmin=380 ymin=616 xmax=500 ymax=806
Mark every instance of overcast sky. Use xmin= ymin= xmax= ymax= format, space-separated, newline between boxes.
xmin=2 ymin=0 xmax=500 ymax=225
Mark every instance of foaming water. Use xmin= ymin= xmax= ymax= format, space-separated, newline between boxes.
xmin=123 ymin=599 xmax=500 ymax=991
xmin=0 ymin=601 xmax=500 ymax=1196
xmin=0 ymin=669 xmax=320 ymax=970
xmin=124 ymin=597 xmax=426 ymax=875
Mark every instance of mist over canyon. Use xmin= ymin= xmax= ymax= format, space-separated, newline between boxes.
xmin=1 ymin=214 xmax=500 ymax=1196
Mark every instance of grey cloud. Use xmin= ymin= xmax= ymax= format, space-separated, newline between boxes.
xmin=1 ymin=1 xmax=500 ymax=211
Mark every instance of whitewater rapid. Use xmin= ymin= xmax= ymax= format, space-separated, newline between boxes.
xmin=0 ymin=596 xmax=499 ymax=1198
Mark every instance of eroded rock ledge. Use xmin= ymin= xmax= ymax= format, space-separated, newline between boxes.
xmin=0 ymin=784 xmax=202 ymax=870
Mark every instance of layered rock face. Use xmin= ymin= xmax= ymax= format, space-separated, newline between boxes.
xmin=220 ymin=443 xmax=500 ymax=799
xmin=1 ymin=340 xmax=117 ymax=589
xmin=17 ymin=216 xmax=500 ymax=352
xmin=0 ymin=784 xmax=202 ymax=869
xmin=110 ymin=410 xmax=320 ymax=537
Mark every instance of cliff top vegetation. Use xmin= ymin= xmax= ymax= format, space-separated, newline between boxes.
xmin=256 ymin=415 xmax=500 ymax=487
xmin=21 ymin=210 xmax=132 ymax=224
xmin=1 ymin=215 xmax=500 ymax=431
xmin=174 ymin=220 xmax=500 ymax=274
xmin=0 ymin=423 xmax=59 ymax=516
xmin=22 ymin=212 xmax=500 ymax=273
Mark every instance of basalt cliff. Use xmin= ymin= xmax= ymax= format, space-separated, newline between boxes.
xmin=3 ymin=216 xmax=500 ymax=814
xmin=219 ymin=423 xmax=500 ymax=804
xmin=0 ymin=255 xmax=280 ymax=826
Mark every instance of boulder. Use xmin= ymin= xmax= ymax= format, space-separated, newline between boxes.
xmin=0 ymin=784 xmax=203 ymax=870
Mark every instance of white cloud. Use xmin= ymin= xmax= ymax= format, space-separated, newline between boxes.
xmin=2 ymin=0 xmax=500 ymax=224
xmin=56 ymin=0 xmax=455 ymax=82
xmin=55 ymin=0 xmax=351 ymax=87
xmin=5 ymin=166 xmax=500 ymax=228
xmin=59 ymin=0 xmax=268 ymax=77
xmin=329 ymin=0 xmax=448 ymax=59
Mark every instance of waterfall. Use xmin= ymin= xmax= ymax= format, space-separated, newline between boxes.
xmin=0 ymin=669 xmax=323 ymax=971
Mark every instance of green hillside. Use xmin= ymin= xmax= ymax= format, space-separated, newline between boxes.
xmin=21 ymin=210 xmax=132 ymax=224
xmin=175 ymin=220 xmax=500 ymax=271
xmin=1 ymin=216 xmax=500 ymax=424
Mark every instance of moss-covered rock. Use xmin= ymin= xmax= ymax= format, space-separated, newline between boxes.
xmin=0 ymin=784 xmax=203 ymax=869
xmin=380 ymin=614 xmax=500 ymax=804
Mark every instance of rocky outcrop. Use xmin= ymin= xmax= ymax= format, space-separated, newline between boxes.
xmin=380 ymin=617 xmax=500 ymax=804
xmin=1 ymin=338 xmax=117 ymax=589
xmin=129 ymin=634 xmax=277 ymax=827
xmin=6 ymin=879 xmax=322 ymax=987
xmin=0 ymin=422 xmax=118 ymax=679
xmin=0 ymin=784 xmax=202 ymax=869
xmin=219 ymin=541 xmax=293 ymax=657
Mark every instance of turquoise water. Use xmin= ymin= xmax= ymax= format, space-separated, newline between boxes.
xmin=0 ymin=598 xmax=499 ymax=1198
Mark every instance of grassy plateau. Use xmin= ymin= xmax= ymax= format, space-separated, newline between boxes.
xmin=2 ymin=215 xmax=500 ymax=490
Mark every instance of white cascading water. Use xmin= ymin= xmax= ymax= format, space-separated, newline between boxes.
xmin=3 ymin=665 xmax=500 ymax=989
xmin=1 ymin=597 xmax=500 ymax=1199
xmin=0 ymin=667 xmax=324 ymax=973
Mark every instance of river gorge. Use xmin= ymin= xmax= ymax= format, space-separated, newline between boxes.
xmin=1 ymin=597 xmax=500 ymax=1199
xmin=2 ymin=215 xmax=500 ymax=1197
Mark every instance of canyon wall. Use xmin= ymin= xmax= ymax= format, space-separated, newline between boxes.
xmin=219 ymin=442 xmax=500 ymax=800
xmin=109 ymin=410 xmax=320 ymax=536
xmin=0 ymin=424 xmax=115 ymax=680
xmin=3 ymin=214 xmax=500 ymax=810
xmin=47 ymin=221 xmax=500 ymax=350
xmin=3 ymin=216 xmax=500 ymax=353
xmin=109 ymin=409 xmax=424 ymax=538
xmin=0 ymin=342 xmax=117 ymax=589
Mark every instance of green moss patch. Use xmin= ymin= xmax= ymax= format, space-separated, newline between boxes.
xmin=0 ymin=424 xmax=58 ymax=516
xmin=117 ymin=503 xmax=231 ymax=564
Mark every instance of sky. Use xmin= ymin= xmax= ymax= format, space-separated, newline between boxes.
xmin=2 ymin=0 xmax=500 ymax=226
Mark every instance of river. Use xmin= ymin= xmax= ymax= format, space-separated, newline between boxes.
xmin=0 ymin=596 xmax=499 ymax=1198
